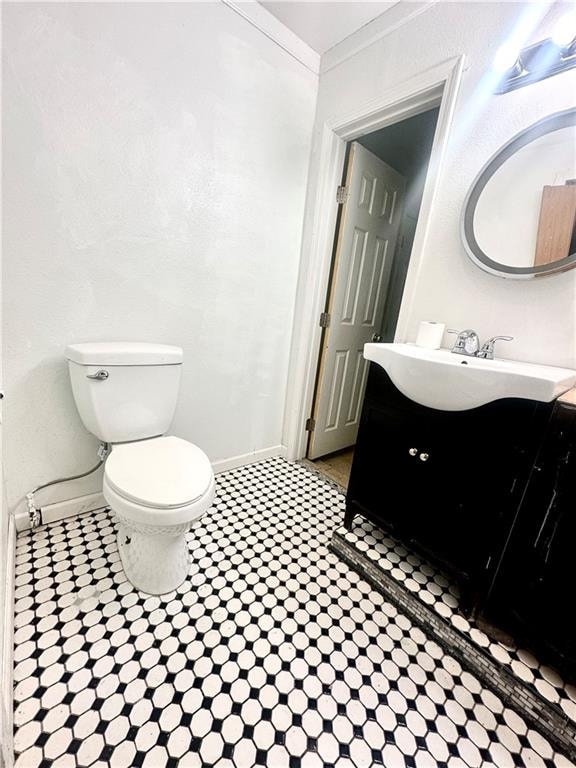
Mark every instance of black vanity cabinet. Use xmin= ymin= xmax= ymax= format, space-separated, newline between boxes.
xmin=486 ymin=400 xmax=576 ymax=678
xmin=346 ymin=361 xmax=576 ymax=672
xmin=346 ymin=363 xmax=551 ymax=592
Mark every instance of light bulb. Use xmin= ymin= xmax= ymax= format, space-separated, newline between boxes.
xmin=551 ymin=10 xmax=576 ymax=48
xmin=493 ymin=42 xmax=522 ymax=73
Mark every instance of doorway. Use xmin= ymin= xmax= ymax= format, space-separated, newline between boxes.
xmin=306 ymin=107 xmax=440 ymax=485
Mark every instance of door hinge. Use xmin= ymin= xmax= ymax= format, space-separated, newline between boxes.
xmin=305 ymin=417 xmax=316 ymax=432
xmin=319 ymin=312 xmax=331 ymax=328
xmin=336 ymin=185 xmax=349 ymax=204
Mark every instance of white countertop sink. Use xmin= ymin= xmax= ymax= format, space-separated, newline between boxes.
xmin=364 ymin=343 xmax=576 ymax=411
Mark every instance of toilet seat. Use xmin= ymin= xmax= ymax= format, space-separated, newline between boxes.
xmin=106 ymin=435 xmax=213 ymax=507
xmin=103 ymin=436 xmax=215 ymax=526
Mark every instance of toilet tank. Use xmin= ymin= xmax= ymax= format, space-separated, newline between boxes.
xmin=66 ymin=342 xmax=183 ymax=443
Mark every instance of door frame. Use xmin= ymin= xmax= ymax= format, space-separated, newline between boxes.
xmin=283 ymin=55 xmax=465 ymax=461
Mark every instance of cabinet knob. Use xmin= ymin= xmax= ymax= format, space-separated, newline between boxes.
xmin=419 ymin=453 xmax=429 ymax=462
xmin=409 ymin=448 xmax=418 ymax=456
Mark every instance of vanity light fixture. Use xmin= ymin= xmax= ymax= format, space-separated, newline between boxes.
xmin=494 ymin=10 xmax=576 ymax=93
xmin=493 ymin=42 xmax=525 ymax=76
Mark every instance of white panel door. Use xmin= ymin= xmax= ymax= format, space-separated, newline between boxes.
xmin=308 ymin=142 xmax=406 ymax=460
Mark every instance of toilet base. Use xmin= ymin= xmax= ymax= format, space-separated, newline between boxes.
xmin=117 ymin=522 xmax=191 ymax=595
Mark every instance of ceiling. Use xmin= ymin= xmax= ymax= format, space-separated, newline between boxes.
xmin=260 ymin=1 xmax=399 ymax=54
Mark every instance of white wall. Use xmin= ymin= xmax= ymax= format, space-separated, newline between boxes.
xmin=309 ymin=1 xmax=576 ymax=368
xmin=2 ymin=2 xmax=317 ymax=515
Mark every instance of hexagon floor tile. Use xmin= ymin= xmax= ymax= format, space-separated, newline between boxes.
xmin=12 ymin=457 xmax=575 ymax=767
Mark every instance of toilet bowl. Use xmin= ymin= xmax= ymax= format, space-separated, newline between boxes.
xmin=103 ymin=436 xmax=215 ymax=594
xmin=65 ymin=341 xmax=215 ymax=596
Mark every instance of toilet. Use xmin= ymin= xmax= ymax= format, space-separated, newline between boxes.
xmin=65 ymin=342 xmax=215 ymax=595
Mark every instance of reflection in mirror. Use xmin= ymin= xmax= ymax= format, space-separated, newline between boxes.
xmin=462 ymin=109 xmax=576 ymax=278
xmin=534 ymin=179 xmax=576 ymax=267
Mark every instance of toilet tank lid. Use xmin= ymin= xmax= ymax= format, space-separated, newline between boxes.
xmin=66 ymin=342 xmax=183 ymax=366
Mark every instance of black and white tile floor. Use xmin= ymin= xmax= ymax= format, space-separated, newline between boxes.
xmin=336 ymin=515 xmax=576 ymax=725
xmin=12 ymin=457 xmax=575 ymax=767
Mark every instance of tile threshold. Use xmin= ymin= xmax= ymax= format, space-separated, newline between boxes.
xmin=330 ymin=526 xmax=576 ymax=762
xmin=335 ymin=516 xmax=576 ymax=717
xmin=338 ymin=515 xmax=576 ymax=712
xmin=298 ymin=460 xmax=347 ymax=496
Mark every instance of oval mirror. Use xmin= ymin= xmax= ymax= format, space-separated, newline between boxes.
xmin=462 ymin=109 xmax=576 ymax=278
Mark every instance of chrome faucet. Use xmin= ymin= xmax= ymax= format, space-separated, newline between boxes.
xmin=448 ymin=329 xmax=481 ymax=357
xmin=477 ymin=335 xmax=514 ymax=360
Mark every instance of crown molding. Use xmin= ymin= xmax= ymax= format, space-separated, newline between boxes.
xmin=221 ymin=0 xmax=320 ymax=75
xmin=321 ymin=0 xmax=438 ymax=74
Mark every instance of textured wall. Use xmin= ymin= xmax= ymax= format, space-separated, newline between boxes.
xmin=2 ymin=2 xmax=317 ymax=514
xmin=311 ymin=1 xmax=576 ymax=367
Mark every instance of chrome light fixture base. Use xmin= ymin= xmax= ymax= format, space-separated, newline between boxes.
xmin=495 ymin=37 xmax=576 ymax=94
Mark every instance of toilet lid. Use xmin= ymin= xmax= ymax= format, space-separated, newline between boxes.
xmin=105 ymin=436 xmax=213 ymax=509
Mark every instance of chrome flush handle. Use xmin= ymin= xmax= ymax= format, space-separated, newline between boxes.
xmin=86 ymin=369 xmax=109 ymax=380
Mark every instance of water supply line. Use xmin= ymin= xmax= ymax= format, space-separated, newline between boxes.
xmin=26 ymin=442 xmax=109 ymax=529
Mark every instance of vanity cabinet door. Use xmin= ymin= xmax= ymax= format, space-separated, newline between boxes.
xmin=488 ymin=403 xmax=576 ymax=675
xmin=404 ymin=406 xmax=509 ymax=577
xmin=348 ymin=400 xmax=523 ymax=577
xmin=405 ymin=410 xmax=482 ymax=574
xmin=346 ymin=402 xmax=434 ymax=535
xmin=418 ymin=397 xmax=550 ymax=584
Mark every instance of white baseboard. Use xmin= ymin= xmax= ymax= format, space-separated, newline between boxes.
xmin=13 ymin=449 xmax=288 ymax=532
xmin=15 ymin=491 xmax=107 ymax=532
xmin=212 ymin=445 xmax=287 ymax=474
xmin=1 ymin=515 xmax=16 ymax=768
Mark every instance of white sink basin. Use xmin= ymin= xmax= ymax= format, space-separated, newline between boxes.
xmin=364 ymin=343 xmax=576 ymax=411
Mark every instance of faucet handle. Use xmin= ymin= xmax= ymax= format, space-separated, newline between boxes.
xmin=447 ymin=329 xmax=481 ymax=356
xmin=478 ymin=335 xmax=514 ymax=360
xmin=447 ymin=329 xmax=463 ymax=350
